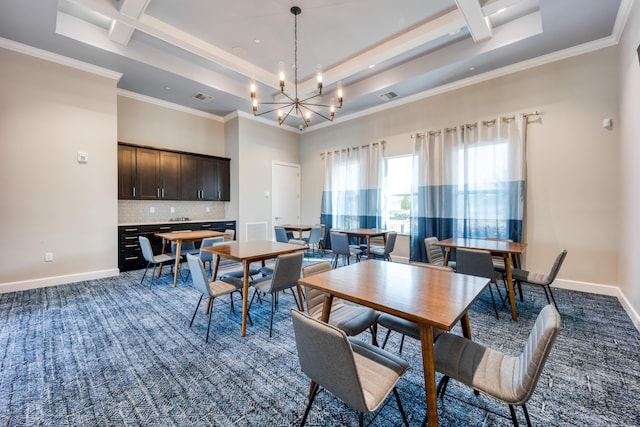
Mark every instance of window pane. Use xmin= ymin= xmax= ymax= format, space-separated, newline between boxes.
xmin=385 ymin=156 xmax=412 ymax=234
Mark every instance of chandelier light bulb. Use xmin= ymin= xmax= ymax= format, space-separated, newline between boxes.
xmin=316 ymin=64 xmax=323 ymax=94
xmin=278 ymin=61 xmax=285 ymax=92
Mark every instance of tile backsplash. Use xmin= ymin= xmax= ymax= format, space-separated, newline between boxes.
xmin=119 ymin=200 xmax=227 ymax=224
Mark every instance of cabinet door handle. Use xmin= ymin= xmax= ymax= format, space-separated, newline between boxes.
xmin=161 ymin=188 xmax=165 ymax=198
xmin=132 ymin=187 xmax=136 ymax=198
xmin=157 ymin=188 xmax=160 ymax=198
xmin=218 ymin=191 xmax=221 ymax=199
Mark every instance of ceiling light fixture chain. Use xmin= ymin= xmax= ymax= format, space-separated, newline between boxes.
xmin=250 ymin=6 xmax=343 ymax=128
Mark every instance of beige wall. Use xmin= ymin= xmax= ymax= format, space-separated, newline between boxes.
xmin=0 ymin=47 xmax=119 ymax=290
xmin=236 ymin=117 xmax=300 ymax=241
xmin=300 ymin=47 xmax=620 ymax=291
xmin=618 ymin=1 xmax=640 ymax=323
xmin=117 ymin=95 xmax=225 ymax=156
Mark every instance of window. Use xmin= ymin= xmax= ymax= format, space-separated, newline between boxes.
xmin=384 ymin=155 xmax=412 ymax=234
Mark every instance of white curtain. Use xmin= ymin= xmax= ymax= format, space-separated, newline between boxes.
xmin=320 ymin=143 xmax=385 ymax=236
xmin=411 ymin=114 xmax=526 ymax=261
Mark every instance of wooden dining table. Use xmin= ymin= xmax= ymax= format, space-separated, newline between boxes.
xmin=201 ymin=240 xmax=308 ymax=336
xmin=155 ymin=229 xmax=226 ymax=287
xmin=298 ymin=259 xmax=489 ymax=427
xmin=332 ymin=228 xmax=388 ymax=259
xmin=435 ymin=237 xmax=527 ymax=321
xmin=281 ymin=224 xmax=316 ymax=239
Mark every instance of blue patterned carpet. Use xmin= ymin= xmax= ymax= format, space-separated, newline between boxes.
xmin=1 ymin=256 xmax=639 ymax=426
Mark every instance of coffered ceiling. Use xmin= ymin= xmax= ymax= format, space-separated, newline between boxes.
xmin=0 ymin=0 xmax=630 ymax=130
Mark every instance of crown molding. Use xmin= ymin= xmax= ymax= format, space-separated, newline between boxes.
xmin=117 ymin=89 xmax=224 ymax=121
xmin=0 ymin=37 xmax=122 ymax=80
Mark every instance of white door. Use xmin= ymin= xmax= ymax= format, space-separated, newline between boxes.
xmin=272 ymin=161 xmax=300 ymax=240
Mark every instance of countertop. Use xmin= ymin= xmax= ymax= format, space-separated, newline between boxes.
xmin=119 ymin=218 xmax=236 ymax=227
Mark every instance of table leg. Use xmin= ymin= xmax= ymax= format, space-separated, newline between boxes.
xmin=158 ymin=239 xmax=168 ymax=277
xmin=419 ymin=325 xmax=438 ymax=427
xmin=503 ymin=254 xmax=518 ymax=320
xmin=296 ymin=284 xmax=305 ymax=312
xmin=172 ymin=240 xmax=181 ymax=287
xmin=511 ymin=253 xmax=524 ymax=301
xmin=460 ymin=313 xmax=472 ymax=339
xmin=443 ymin=248 xmax=451 ymax=266
xmin=241 ymin=260 xmax=250 ymax=336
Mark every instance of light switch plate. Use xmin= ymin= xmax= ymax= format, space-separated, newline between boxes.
xmin=77 ymin=151 xmax=89 ymax=163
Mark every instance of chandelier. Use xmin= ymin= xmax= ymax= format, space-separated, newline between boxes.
xmin=250 ymin=6 xmax=343 ymax=127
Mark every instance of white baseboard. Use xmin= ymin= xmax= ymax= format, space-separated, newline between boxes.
xmin=0 ymin=269 xmax=120 ymax=294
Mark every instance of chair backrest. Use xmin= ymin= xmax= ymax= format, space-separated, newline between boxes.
xmin=199 ymin=236 xmax=225 ymax=262
xmin=307 ymin=226 xmax=322 ymax=244
xmin=330 ymin=232 xmax=350 ymax=256
xmin=274 ymin=226 xmax=289 ymax=243
xmin=455 ymin=248 xmax=496 ymax=281
xmin=138 ymin=236 xmax=155 ymax=263
xmin=268 ymin=251 xmax=304 ymax=293
xmin=170 ymin=231 xmax=195 ymax=253
xmin=301 ymin=261 xmax=343 ymax=318
xmin=186 ymin=253 xmax=211 ymax=297
xmin=291 ymin=309 xmax=368 ymax=413
xmin=485 ymin=237 xmax=513 ymax=267
xmin=424 ymin=237 xmax=445 ymax=265
xmin=545 ymin=249 xmax=568 ymax=284
xmin=514 ymin=304 xmax=561 ymax=403
xmin=318 ymin=224 xmax=326 ymax=243
xmin=384 ymin=231 xmax=397 ymax=255
xmin=224 ymin=229 xmax=235 ymax=241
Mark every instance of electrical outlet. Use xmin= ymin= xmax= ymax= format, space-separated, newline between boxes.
xmin=150 ymin=207 xmax=155 ymax=214
xmin=206 ymin=207 xmax=210 ymax=212
xmin=170 ymin=207 xmax=175 ymax=213
xmin=45 ymin=252 xmax=53 ymax=262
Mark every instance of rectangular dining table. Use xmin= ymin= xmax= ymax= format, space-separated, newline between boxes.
xmin=435 ymin=237 xmax=527 ymax=321
xmin=298 ymin=259 xmax=489 ymax=427
xmin=282 ymin=224 xmax=315 ymax=239
xmin=155 ymin=229 xmax=226 ymax=287
xmin=201 ymin=240 xmax=308 ymax=336
xmin=332 ymin=228 xmax=388 ymax=259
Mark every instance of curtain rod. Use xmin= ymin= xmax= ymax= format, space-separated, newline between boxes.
xmin=320 ymin=141 xmax=385 ymax=157
xmin=412 ymin=111 xmax=543 ymax=138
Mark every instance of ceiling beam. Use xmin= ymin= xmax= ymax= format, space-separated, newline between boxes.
xmin=455 ymin=0 xmax=493 ymax=42
xmin=108 ymin=0 xmax=150 ymax=46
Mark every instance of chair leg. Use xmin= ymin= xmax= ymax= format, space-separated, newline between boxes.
xmin=149 ymin=264 xmax=158 ymax=288
xmin=393 ymin=387 xmax=410 ymax=427
xmin=269 ymin=294 xmax=276 ymax=337
xmin=399 ymin=334 xmax=406 ymax=354
xmin=508 ymin=404 xmax=520 ymax=427
xmin=300 ymin=383 xmax=319 ymax=427
xmin=358 ymin=412 xmax=364 ymax=427
xmin=140 ymin=263 xmax=151 ymax=284
xmin=522 ymin=403 xmax=532 ymax=427
xmin=487 ymin=283 xmax=500 ymax=320
xmin=190 ymin=294 xmax=204 ymax=328
xmin=545 ymin=285 xmax=560 ymax=313
xmin=205 ymin=297 xmax=215 ymax=343
xmin=381 ymin=329 xmax=392 ymax=349
xmin=437 ymin=375 xmax=450 ymax=398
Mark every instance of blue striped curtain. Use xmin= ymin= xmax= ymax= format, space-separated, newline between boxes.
xmin=410 ymin=115 xmax=526 ymax=262
xmin=320 ymin=143 xmax=385 ymax=247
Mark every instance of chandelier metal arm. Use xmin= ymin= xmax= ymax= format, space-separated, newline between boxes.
xmin=249 ymin=5 xmax=343 ymax=127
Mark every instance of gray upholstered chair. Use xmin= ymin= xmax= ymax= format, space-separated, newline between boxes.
xmin=291 ymin=309 xmax=410 ymax=427
xmin=376 ymin=262 xmax=452 ymax=353
xmin=369 ymin=231 xmax=397 ymax=261
xmin=424 ymin=236 xmax=456 ymax=269
xmin=138 ymin=236 xmax=176 ymax=287
xmin=330 ymin=232 xmax=362 ymax=268
xmin=512 ymin=249 xmax=568 ymax=313
xmin=249 ymin=251 xmax=304 ymax=336
xmin=434 ymin=304 xmax=561 ymax=427
xmin=317 ymin=224 xmax=326 ymax=256
xmin=224 ymin=229 xmax=235 ymax=241
xmin=186 ymin=254 xmax=240 ymax=342
xmin=302 ymin=226 xmax=322 ymax=257
xmin=198 ymin=236 xmax=225 ymax=273
xmin=302 ymin=261 xmax=380 ymax=344
xmin=274 ymin=226 xmax=294 ymax=243
xmin=455 ymin=248 xmax=503 ymax=319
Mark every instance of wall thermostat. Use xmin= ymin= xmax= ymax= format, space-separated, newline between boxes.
xmin=77 ymin=151 xmax=89 ymax=164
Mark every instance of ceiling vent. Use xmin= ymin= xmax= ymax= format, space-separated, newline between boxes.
xmin=193 ymin=92 xmax=214 ymax=102
xmin=379 ymin=91 xmax=398 ymax=101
